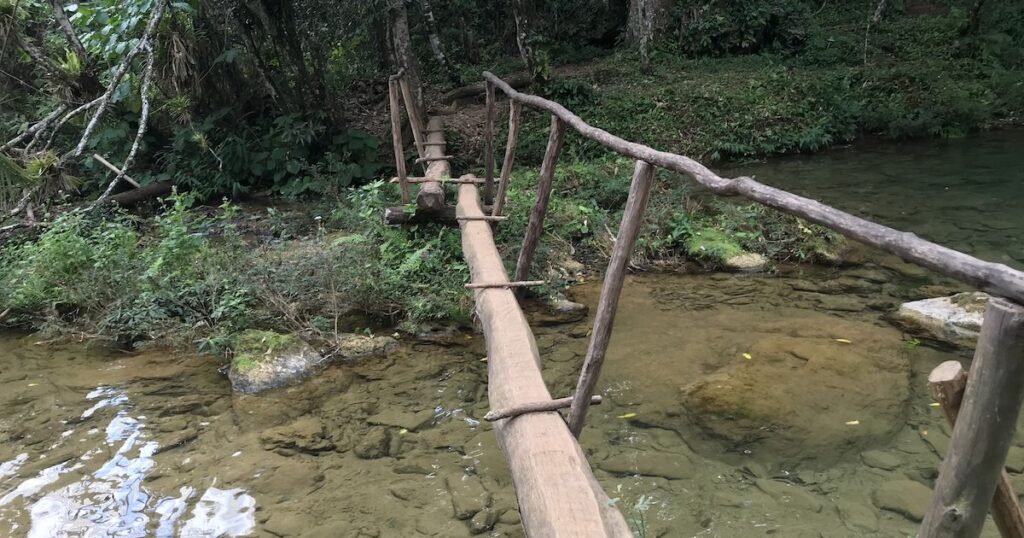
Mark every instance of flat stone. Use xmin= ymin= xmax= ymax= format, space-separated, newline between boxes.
xmin=353 ymin=428 xmax=390 ymax=459
xmin=333 ymin=334 xmax=398 ymax=361
xmin=836 ymin=497 xmax=879 ymax=531
xmin=815 ymin=295 xmax=866 ymax=312
xmin=259 ymin=417 xmax=335 ymax=454
xmin=724 ymin=253 xmax=767 ymax=273
xmin=445 ymin=472 xmax=491 ymax=520
xmin=754 ymin=479 xmax=823 ymax=513
xmin=469 ymin=508 xmax=498 ymax=534
xmin=861 ymin=450 xmax=902 ymax=471
xmin=531 ymin=296 xmax=589 ymax=326
xmin=873 ymin=480 xmax=932 ymax=522
xmin=596 ymin=450 xmax=693 ymax=480
xmin=892 ymin=292 xmax=989 ymax=347
xmin=367 ymin=409 xmax=435 ymax=432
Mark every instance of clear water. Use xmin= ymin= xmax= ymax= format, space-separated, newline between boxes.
xmin=1 ymin=130 xmax=1023 ymax=537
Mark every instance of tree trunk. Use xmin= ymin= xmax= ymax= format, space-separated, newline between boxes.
xmin=966 ymin=0 xmax=986 ymax=35
xmin=389 ymin=0 xmax=423 ymax=115
xmin=418 ymin=0 xmax=460 ymax=84
xmin=48 ymin=0 xmax=88 ymax=63
xmin=627 ymin=0 xmax=670 ymax=67
xmin=510 ymin=0 xmax=545 ymax=83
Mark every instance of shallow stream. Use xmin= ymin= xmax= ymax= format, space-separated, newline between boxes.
xmin=1 ymin=130 xmax=1022 ymax=537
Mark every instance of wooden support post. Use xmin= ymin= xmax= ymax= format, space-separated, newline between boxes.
xmin=513 ymin=115 xmax=566 ymax=292
xmin=455 ymin=182 xmax=631 ymax=536
xmin=921 ymin=298 xmax=1024 ymax=538
xmin=388 ymin=79 xmax=411 ymax=204
xmin=927 ymin=360 xmax=1024 ymax=538
xmin=399 ymin=76 xmax=427 ymax=162
xmin=416 ymin=116 xmax=448 ymax=212
xmin=485 ymin=395 xmax=603 ymax=422
xmin=483 ymin=81 xmax=496 ymax=205
xmin=492 ymin=101 xmax=522 ymax=217
xmin=567 ymin=161 xmax=656 ymax=437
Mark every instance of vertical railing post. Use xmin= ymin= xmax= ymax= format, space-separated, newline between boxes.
xmin=388 ymin=78 xmax=410 ymax=204
xmin=513 ymin=115 xmax=565 ymax=291
xmin=920 ymin=298 xmax=1024 ymax=538
xmin=929 ymin=361 xmax=1024 ymax=538
xmin=492 ymin=101 xmax=522 ymax=217
xmin=483 ymin=81 xmax=496 ymax=205
xmin=399 ymin=76 xmax=427 ymax=163
xmin=567 ymin=161 xmax=655 ymax=437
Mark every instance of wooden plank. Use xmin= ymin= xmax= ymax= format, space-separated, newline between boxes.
xmin=455 ymin=182 xmax=631 ymax=537
xmin=921 ymin=298 xmax=1024 ymax=538
xmin=92 ymin=154 xmax=141 ymax=188
xmin=483 ymin=71 xmax=1024 ymax=304
xmin=465 ymin=280 xmax=544 ymax=289
xmin=389 ymin=177 xmax=484 ymax=184
xmin=492 ymin=101 xmax=522 ymax=217
xmin=567 ymin=161 xmax=656 ymax=437
xmin=928 ymin=361 xmax=1024 ymax=538
xmin=484 ymin=80 xmax=496 ymax=205
xmin=387 ymin=79 xmax=410 ymax=204
xmin=513 ymin=115 xmax=566 ymax=291
xmin=416 ymin=116 xmax=447 ymax=212
xmin=383 ymin=203 xmax=496 ymax=226
xmin=399 ymin=76 xmax=427 ymax=161
xmin=485 ymin=395 xmax=603 ymax=422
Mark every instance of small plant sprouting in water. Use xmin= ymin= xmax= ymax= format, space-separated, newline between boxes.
xmin=903 ymin=337 xmax=922 ymax=350
xmin=628 ymin=494 xmax=653 ymax=538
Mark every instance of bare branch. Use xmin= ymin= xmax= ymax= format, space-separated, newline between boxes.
xmin=43 ymin=97 xmax=102 ymax=152
xmin=1 ymin=105 xmax=68 ymax=153
xmin=95 ymin=42 xmax=155 ymax=202
xmin=70 ymin=0 xmax=167 ymax=159
xmin=48 ymin=0 xmax=88 ymax=64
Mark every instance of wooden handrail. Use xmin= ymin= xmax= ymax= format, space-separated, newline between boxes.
xmin=483 ymin=71 xmax=1024 ymax=304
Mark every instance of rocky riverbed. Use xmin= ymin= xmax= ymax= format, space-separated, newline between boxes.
xmin=1 ymin=252 xmax=1021 ymax=537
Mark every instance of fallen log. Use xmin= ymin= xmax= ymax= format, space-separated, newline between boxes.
xmin=107 ymin=181 xmax=174 ymax=207
xmin=416 ymin=116 xmax=448 ymax=212
xmin=456 ymin=177 xmax=631 ymax=537
xmin=441 ymin=74 xmax=532 ymax=104
xmin=383 ymin=204 xmax=494 ymax=226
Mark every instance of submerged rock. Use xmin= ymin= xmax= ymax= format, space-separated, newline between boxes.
xmin=228 ymin=330 xmax=397 ymax=394
xmin=259 ymin=417 xmax=335 ymax=455
xmin=530 ymin=295 xmax=589 ymax=326
xmin=892 ymin=292 xmax=989 ymax=347
xmin=354 ymin=427 xmax=391 ymax=459
xmin=445 ymin=471 xmax=491 ymax=520
xmin=596 ymin=449 xmax=693 ymax=480
xmin=872 ymin=480 xmax=932 ymax=522
xmin=665 ymin=316 xmax=911 ymax=468
xmin=228 ymin=330 xmax=324 ymax=394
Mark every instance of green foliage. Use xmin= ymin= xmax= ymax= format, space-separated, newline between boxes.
xmin=672 ymin=0 xmax=810 ymax=57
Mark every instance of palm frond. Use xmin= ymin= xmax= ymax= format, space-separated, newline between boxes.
xmin=0 ymin=153 xmax=30 ymax=213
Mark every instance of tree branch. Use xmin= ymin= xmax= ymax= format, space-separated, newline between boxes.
xmin=1 ymin=105 xmax=68 ymax=153
xmin=48 ymin=0 xmax=88 ymax=64
xmin=70 ymin=0 xmax=167 ymax=160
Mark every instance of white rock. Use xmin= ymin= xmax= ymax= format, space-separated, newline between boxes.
xmin=724 ymin=252 xmax=767 ymax=273
xmin=893 ymin=292 xmax=989 ymax=347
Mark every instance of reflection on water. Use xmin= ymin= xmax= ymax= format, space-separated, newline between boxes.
xmin=0 ymin=349 xmax=255 ymax=537
xmin=725 ymin=129 xmax=1024 ymax=268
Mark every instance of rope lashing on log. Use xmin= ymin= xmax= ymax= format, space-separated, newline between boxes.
xmin=457 ymin=215 xmax=507 ymax=222
xmin=415 ymin=155 xmax=453 ymax=164
xmin=485 ymin=395 xmax=603 ymax=422
xmin=483 ymin=71 xmax=1024 ymax=304
xmin=465 ymin=280 xmax=545 ymax=289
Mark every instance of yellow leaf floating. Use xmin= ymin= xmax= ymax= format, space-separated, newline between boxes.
xmin=845 ymin=420 xmax=860 ymax=426
xmin=398 ymin=428 xmax=408 ymax=435
xmin=480 ymin=357 xmax=488 ymax=362
xmin=929 ymin=402 xmax=941 ymax=407
xmin=618 ymin=413 xmax=637 ymax=419
xmin=742 ymin=353 xmax=753 ymax=360
xmin=835 ymin=338 xmax=852 ymax=344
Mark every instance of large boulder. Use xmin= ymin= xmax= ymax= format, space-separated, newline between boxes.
xmin=228 ymin=330 xmax=397 ymax=394
xmin=228 ymin=330 xmax=324 ymax=394
xmin=892 ymin=292 xmax=989 ymax=347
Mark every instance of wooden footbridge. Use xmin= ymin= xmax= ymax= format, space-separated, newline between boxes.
xmin=385 ymin=70 xmax=1024 ymax=538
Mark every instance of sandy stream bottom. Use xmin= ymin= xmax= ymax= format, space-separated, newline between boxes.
xmin=0 ymin=257 xmax=1021 ymax=537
